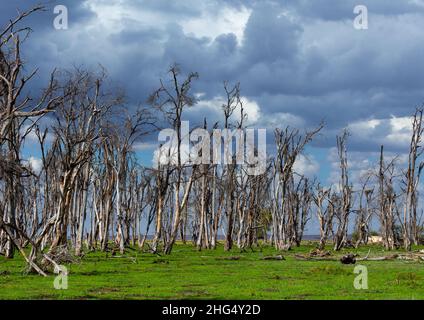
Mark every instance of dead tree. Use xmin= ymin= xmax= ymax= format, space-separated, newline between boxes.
xmin=377 ymin=146 xmax=398 ymax=250
xmin=354 ymin=175 xmax=374 ymax=247
xmin=292 ymin=176 xmax=313 ymax=246
xmin=271 ymin=125 xmax=323 ymax=250
xmin=313 ymin=184 xmax=334 ymax=250
xmin=46 ymin=69 xmax=122 ymax=253
xmin=149 ymin=65 xmax=198 ymax=254
xmin=333 ymin=130 xmax=352 ymax=251
xmin=106 ymin=108 xmax=154 ymax=254
xmin=195 ymin=120 xmax=212 ymax=250
xmin=401 ymin=109 xmax=424 ymax=249
xmin=0 ymin=6 xmax=60 ymax=263
xmin=238 ymin=168 xmax=271 ymax=249
xmin=221 ymin=82 xmax=243 ymax=251
xmin=93 ymin=139 xmax=116 ymax=251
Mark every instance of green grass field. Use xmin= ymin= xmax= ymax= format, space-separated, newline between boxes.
xmin=0 ymin=243 xmax=423 ymax=300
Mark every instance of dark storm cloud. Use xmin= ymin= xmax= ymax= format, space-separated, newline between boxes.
xmin=1 ymin=0 xmax=424 ymax=154
xmin=242 ymin=3 xmax=302 ymax=65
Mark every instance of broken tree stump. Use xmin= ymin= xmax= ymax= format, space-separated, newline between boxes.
xmin=340 ymin=254 xmax=356 ymax=264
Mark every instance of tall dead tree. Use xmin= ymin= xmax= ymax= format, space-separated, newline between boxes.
xmin=333 ymin=130 xmax=352 ymax=251
xmin=0 ymin=6 xmax=60 ymax=262
xmin=149 ymin=65 xmax=198 ymax=254
xmin=271 ymin=125 xmax=323 ymax=250
xmin=106 ymin=109 xmax=154 ymax=254
xmin=354 ymin=175 xmax=374 ymax=247
xmin=313 ymin=184 xmax=334 ymax=250
xmin=377 ymin=146 xmax=398 ymax=250
xmin=401 ymin=109 xmax=424 ymax=249
xmin=47 ymin=69 xmax=122 ymax=253
xmin=221 ymin=82 xmax=243 ymax=251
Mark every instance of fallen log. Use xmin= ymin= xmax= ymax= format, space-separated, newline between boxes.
xmin=0 ymin=219 xmax=47 ymax=276
xmin=357 ymin=254 xmax=398 ymax=261
xmin=262 ymin=255 xmax=285 ymax=261
xmin=396 ymin=254 xmax=424 ymax=261
xmin=294 ymin=251 xmax=424 ymax=263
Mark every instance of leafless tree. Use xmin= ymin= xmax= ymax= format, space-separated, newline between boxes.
xmin=354 ymin=175 xmax=374 ymax=247
xmin=333 ymin=130 xmax=352 ymax=251
xmin=401 ymin=109 xmax=424 ymax=249
xmin=271 ymin=125 xmax=323 ymax=250
xmin=313 ymin=184 xmax=334 ymax=250
xmin=0 ymin=6 xmax=60 ymax=266
xmin=377 ymin=146 xmax=397 ymax=249
xmin=149 ymin=65 xmax=198 ymax=254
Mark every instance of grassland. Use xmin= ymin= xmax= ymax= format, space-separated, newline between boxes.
xmin=0 ymin=242 xmax=424 ymax=300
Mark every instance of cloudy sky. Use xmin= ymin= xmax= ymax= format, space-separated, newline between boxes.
xmin=2 ymin=0 xmax=424 ymax=187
